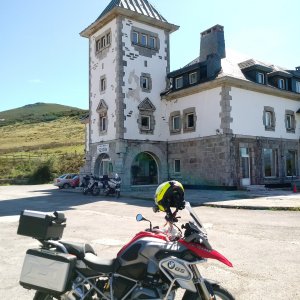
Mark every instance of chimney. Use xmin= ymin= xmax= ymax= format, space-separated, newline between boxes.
xmin=199 ymin=24 xmax=226 ymax=63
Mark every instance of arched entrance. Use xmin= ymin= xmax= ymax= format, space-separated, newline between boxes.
xmin=131 ymin=152 xmax=158 ymax=185
xmin=94 ymin=153 xmax=113 ymax=178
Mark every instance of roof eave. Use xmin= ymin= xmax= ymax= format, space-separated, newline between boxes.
xmin=80 ymin=6 xmax=179 ymax=38
xmin=162 ymin=76 xmax=300 ymax=101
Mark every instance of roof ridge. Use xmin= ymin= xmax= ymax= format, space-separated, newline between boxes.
xmin=97 ymin=0 xmax=167 ymax=23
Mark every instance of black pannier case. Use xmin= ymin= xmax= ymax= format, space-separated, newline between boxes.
xmin=17 ymin=210 xmax=66 ymax=240
xmin=20 ymin=248 xmax=76 ymax=294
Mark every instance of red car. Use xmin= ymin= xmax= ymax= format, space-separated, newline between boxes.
xmin=70 ymin=175 xmax=80 ymax=188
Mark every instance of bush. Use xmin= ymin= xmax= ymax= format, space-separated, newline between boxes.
xmin=28 ymin=160 xmax=54 ymax=184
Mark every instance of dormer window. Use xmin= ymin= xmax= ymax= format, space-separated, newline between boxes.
xmin=278 ymin=78 xmax=285 ymax=90
xmin=257 ymin=72 xmax=265 ymax=84
xmin=175 ymin=77 xmax=183 ymax=89
xmin=189 ymin=72 xmax=197 ymax=84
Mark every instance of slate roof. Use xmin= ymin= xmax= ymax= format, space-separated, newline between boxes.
xmin=97 ymin=0 xmax=167 ymax=23
xmin=238 ymin=59 xmax=273 ymax=73
xmin=80 ymin=0 xmax=177 ymax=38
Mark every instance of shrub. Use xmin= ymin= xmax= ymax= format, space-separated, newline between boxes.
xmin=28 ymin=160 xmax=54 ymax=184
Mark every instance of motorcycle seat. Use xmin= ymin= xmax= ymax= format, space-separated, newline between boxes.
xmin=60 ymin=241 xmax=96 ymax=260
xmin=83 ymin=253 xmax=116 ymax=274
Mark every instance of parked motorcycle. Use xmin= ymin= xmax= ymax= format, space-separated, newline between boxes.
xmin=17 ymin=202 xmax=234 ymax=300
xmin=82 ymin=175 xmax=102 ymax=196
xmin=103 ymin=175 xmax=121 ymax=198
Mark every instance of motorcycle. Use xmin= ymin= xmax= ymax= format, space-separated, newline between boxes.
xmin=82 ymin=175 xmax=102 ymax=196
xmin=103 ymin=177 xmax=121 ymax=198
xmin=17 ymin=202 xmax=234 ymax=300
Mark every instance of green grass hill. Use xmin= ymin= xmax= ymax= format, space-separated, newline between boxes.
xmin=0 ymin=102 xmax=87 ymax=126
xmin=0 ymin=103 xmax=88 ymax=184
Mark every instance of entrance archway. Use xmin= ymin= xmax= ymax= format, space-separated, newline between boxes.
xmin=131 ymin=152 xmax=158 ymax=185
xmin=94 ymin=153 xmax=113 ymax=178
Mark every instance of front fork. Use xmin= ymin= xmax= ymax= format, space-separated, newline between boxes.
xmin=190 ymin=265 xmax=215 ymax=300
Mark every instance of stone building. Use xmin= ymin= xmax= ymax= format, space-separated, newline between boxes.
xmin=80 ymin=0 xmax=300 ymax=189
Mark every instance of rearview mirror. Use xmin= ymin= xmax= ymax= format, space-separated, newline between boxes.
xmin=136 ymin=214 xmax=144 ymax=222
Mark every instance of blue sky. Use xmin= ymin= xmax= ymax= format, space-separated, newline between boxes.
xmin=0 ymin=0 xmax=299 ymax=112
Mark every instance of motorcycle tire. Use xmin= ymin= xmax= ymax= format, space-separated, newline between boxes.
xmin=182 ymin=283 xmax=234 ymax=300
xmin=33 ymin=291 xmax=57 ymax=300
xmin=92 ymin=187 xmax=100 ymax=196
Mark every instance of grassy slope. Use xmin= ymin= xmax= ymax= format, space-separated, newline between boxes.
xmin=0 ymin=102 xmax=87 ymax=126
xmin=0 ymin=117 xmax=85 ymax=153
xmin=0 ymin=117 xmax=85 ymax=154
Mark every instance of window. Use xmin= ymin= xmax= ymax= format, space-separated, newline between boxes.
xmin=97 ymin=99 xmax=108 ymax=135
xmin=141 ymin=77 xmax=149 ymax=89
xmin=96 ymin=40 xmax=101 ymax=52
xmin=278 ymin=78 xmax=285 ymax=90
xmin=106 ymin=33 xmax=111 ymax=45
xmin=132 ymin=31 xmax=139 ymax=44
xmin=175 ymin=77 xmax=183 ymax=89
xmin=138 ymin=98 xmax=156 ymax=134
xmin=149 ymin=36 xmax=156 ymax=48
xmin=189 ymin=72 xmax=197 ymax=84
xmin=141 ymin=115 xmax=150 ymax=130
xmin=169 ymin=111 xmax=181 ymax=134
xmin=263 ymin=107 xmax=275 ymax=131
xmin=101 ymin=36 xmax=106 ymax=48
xmin=140 ymin=74 xmax=152 ymax=92
xmin=183 ymin=108 xmax=196 ymax=132
xmin=174 ymin=160 xmax=181 ymax=173
xmin=263 ymin=149 xmax=278 ymax=177
xmin=296 ymin=81 xmax=300 ymax=93
xmin=172 ymin=115 xmax=180 ymax=131
xmin=285 ymin=110 xmax=295 ymax=132
xmin=95 ymin=30 xmax=111 ymax=53
xmin=257 ymin=72 xmax=265 ymax=84
xmin=100 ymin=116 xmax=106 ymax=132
xmin=100 ymin=77 xmax=106 ymax=92
xmin=141 ymin=34 xmax=147 ymax=46
xmin=286 ymin=150 xmax=297 ymax=177
xmin=187 ymin=113 xmax=195 ymax=128
xmin=265 ymin=111 xmax=272 ymax=127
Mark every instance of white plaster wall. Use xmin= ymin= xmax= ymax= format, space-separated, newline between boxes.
xmin=230 ymin=87 xmax=300 ymax=139
xmin=122 ymin=18 xmax=168 ymax=140
xmin=90 ymin=19 xmax=117 ymax=143
xmin=85 ymin=124 xmax=90 ymax=152
xmin=160 ymin=87 xmax=223 ymax=141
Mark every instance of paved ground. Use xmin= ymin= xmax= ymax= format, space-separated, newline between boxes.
xmin=0 ymin=184 xmax=299 ymax=300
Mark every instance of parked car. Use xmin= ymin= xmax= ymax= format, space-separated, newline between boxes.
xmin=70 ymin=175 xmax=80 ymax=188
xmin=53 ymin=173 xmax=78 ymax=189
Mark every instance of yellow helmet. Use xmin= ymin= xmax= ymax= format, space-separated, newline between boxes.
xmin=154 ymin=180 xmax=185 ymax=212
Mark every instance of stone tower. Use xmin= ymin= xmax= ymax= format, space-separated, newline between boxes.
xmin=80 ymin=0 xmax=178 ymax=187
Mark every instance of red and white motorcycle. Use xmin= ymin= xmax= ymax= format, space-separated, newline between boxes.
xmin=18 ymin=202 xmax=234 ymax=300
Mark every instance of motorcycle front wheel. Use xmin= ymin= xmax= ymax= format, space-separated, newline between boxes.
xmin=33 ymin=292 xmax=56 ymax=300
xmin=92 ymin=187 xmax=100 ymax=196
xmin=182 ymin=283 xmax=234 ymax=300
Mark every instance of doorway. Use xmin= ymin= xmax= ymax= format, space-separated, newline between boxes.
xmin=240 ymin=147 xmax=251 ymax=186
xmin=131 ymin=152 xmax=158 ymax=185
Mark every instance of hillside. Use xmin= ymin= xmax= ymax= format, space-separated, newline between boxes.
xmin=0 ymin=102 xmax=88 ymax=126
xmin=0 ymin=103 xmax=88 ymax=183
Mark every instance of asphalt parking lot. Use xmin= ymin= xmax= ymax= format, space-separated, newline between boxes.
xmin=0 ymin=185 xmax=299 ymax=300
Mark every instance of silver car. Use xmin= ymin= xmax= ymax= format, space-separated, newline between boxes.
xmin=53 ymin=173 xmax=78 ymax=189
